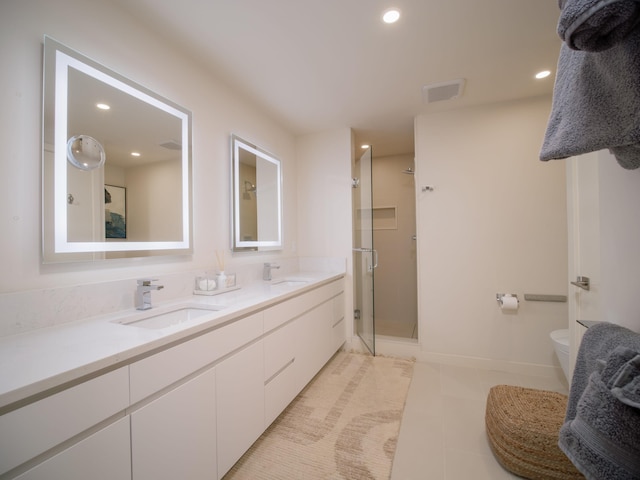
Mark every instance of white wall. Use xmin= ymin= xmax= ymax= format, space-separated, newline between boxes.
xmin=295 ymin=128 xmax=354 ymax=339
xmin=413 ymin=96 xmax=568 ymax=373
xmin=124 ymin=160 xmax=183 ymax=242
xmin=0 ymin=0 xmax=299 ymax=333
xmin=566 ymin=149 xmax=640 ymax=378
xmin=598 ymin=151 xmax=640 ymax=331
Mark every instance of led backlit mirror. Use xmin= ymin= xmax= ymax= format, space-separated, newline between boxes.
xmin=42 ymin=36 xmax=192 ymax=262
xmin=231 ymin=135 xmax=282 ymax=251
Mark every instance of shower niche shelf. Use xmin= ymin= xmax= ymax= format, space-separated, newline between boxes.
xmin=356 ymin=206 xmax=397 ymax=230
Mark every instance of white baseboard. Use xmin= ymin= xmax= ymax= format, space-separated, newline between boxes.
xmin=347 ymin=335 xmax=564 ymax=379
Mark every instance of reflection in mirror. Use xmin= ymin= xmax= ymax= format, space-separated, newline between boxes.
xmin=66 ymin=135 xmax=105 ymax=170
xmin=231 ymin=135 xmax=282 ymax=251
xmin=42 ymin=36 xmax=192 ymax=262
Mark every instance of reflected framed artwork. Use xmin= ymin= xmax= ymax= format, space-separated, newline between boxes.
xmin=105 ymin=185 xmax=126 ymax=239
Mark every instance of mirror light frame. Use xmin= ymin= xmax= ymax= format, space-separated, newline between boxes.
xmin=231 ymin=134 xmax=283 ymax=251
xmin=42 ymin=36 xmax=193 ymax=260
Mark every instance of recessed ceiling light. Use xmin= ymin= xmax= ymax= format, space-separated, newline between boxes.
xmin=361 ymin=144 xmax=370 ymax=149
xmin=382 ymin=8 xmax=400 ymax=24
xmin=96 ymin=103 xmax=110 ymax=110
xmin=131 ymin=152 xmax=141 ymax=157
xmin=535 ymin=70 xmax=551 ymax=79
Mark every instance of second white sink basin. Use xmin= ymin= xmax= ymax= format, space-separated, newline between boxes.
xmin=271 ymin=280 xmax=308 ymax=288
xmin=114 ymin=305 xmax=225 ymax=330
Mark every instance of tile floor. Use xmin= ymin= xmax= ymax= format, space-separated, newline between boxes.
xmin=391 ymin=362 xmax=569 ymax=480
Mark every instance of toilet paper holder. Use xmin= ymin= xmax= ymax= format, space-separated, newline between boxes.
xmin=496 ymin=293 xmax=518 ymax=305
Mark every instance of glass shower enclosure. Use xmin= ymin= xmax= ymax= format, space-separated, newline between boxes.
xmin=353 ymin=147 xmax=376 ymax=355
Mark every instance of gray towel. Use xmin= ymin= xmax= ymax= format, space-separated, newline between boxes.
xmin=566 ymin=322 xmax=640 ymax=421
xmin=559 ymin=346 xmax=640 ymax=479
xmin=540 ymin=26 xmax=640 ymax=169
xmin=558 ymin=0 xmax=640 ymax=51
xmin=559 ymin=323 xmax=640 ymax=479
xmin=610 ymin=349 xmax=640 ymax=407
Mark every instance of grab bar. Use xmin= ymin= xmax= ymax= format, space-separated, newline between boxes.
xmin=524 ymin=294 xmax=567 ymax=303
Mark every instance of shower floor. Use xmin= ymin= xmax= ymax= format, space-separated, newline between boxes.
xmin=375 ymin=317 xmax=417 ymax=339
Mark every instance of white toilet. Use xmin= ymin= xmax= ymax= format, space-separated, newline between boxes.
xmin=550 ymin=329 xmax=570 ymax=382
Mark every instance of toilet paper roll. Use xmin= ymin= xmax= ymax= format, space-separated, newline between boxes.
xmin=500 ymin=295 xmax=519 ymax=312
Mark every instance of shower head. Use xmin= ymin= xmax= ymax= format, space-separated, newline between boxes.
xmin=402 ymin=167 xmax=414 ymax=175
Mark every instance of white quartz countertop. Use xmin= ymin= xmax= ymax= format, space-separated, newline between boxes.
xmin=0 ymin=271 xmax=344 ymax=412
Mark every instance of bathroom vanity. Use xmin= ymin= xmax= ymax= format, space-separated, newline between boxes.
xmin=0 ymin=273 xmax=345 ymax=479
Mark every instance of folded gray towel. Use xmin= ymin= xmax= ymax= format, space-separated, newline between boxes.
xmin=540 ymin=26 xmax=640 ymax=170
xmin=559 ymin=346 xmax=640 ymax=479
xmin=566 ymin=322 xmax=640 ymax=421
xmin=558 ymin=0 xmax=640 ymax=51
xmin=610 ymin=349 xmax=640 ymax=407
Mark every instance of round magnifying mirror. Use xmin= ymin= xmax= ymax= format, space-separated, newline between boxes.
xmin=66 ymin=134 xmax=105 ymax=170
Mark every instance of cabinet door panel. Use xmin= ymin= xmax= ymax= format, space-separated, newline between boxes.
xmin=216 ymin=341 xmax=264 ymax=478
xmin=131 ymin=368 xmax=217 ymax=480
xmin=15 ymin=417 xmax=131 ymax=480
xmin=296 ymin=301 xmax=333 ymax=389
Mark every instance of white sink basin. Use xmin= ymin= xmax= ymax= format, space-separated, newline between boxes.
xmin=113 ymin=305 xmax=225 ymax=330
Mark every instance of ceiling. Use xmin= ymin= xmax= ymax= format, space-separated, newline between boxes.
xmin=109 ymin=0 xmax=562 ymax=157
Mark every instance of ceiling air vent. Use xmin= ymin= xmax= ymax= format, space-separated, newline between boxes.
xmin=160 ymin=140 xmax=182 ymax=150
xmin=422 ymin=79 xmax=466 ymax=104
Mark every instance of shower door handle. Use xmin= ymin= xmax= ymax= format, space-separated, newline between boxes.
xmin=353 ymin=247 xmax=378 ymax=271
xmin=570 ymin=276 xmax=590 ymax=291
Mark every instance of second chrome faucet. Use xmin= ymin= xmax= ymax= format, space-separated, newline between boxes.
xmin=263 ymin=263 xmax=280 ymax=281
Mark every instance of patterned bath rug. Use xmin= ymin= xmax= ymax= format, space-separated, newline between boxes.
xmin=224 ymin=351 xmax=414 ymax=480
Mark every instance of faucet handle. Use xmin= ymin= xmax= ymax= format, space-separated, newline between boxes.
xmin=137 ymin=278 xmax=159 ymax=286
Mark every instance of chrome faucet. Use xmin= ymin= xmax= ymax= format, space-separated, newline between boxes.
xmin=263 ymin=262 xmax=280 ymax=281
xmin=136 ymin=279 xmax=164 ymax=310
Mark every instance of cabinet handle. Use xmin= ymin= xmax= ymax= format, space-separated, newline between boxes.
xmin=265 ymin=358 xmax=295 ymax=385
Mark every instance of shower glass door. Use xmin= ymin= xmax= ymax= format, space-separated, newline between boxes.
xmin=353 ymin=147 xmax=376 ymax=355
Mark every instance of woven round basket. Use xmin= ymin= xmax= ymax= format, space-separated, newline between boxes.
xmin=485 ymin=385 xmax=584 ymax=480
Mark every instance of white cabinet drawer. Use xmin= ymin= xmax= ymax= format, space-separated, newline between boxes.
xmin=264 ymin=319 xmax=297 ymax=382
xmin=0 ymin=367 xmax=129 ymax=475
xmin=333 ymin=291 xmax=345 ymax=325
xmin=264 ymin=320 xmax=298 ymax=426
xmin=130 ymin=312 xmax=263 ymax=403
xmin=332 ymin=292 xmax=346 ymax=350
xmin=14 ymin=417 xmax=131 ymax=480
xmin=264 ymin=359 xmax=298 ymax=426
xmin=263 ymin=279 xmax=343 ymax=332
